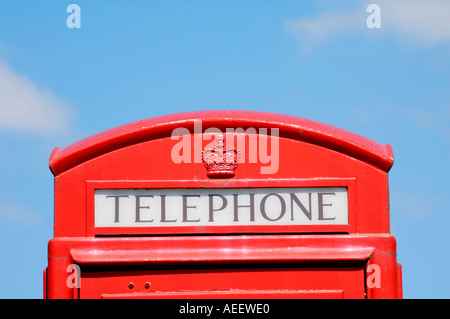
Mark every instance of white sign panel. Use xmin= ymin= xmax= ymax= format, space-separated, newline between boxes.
xmin=95 ymin=188 xmax=348 ymax=227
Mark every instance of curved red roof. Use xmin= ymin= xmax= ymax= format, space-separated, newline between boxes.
xmin=49 ymin=110 xmax=394 ymax=175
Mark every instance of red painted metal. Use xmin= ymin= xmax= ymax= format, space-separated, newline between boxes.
xmin=49 ymin=110 xmax=394 ymax=175
xmin=45 ymin=110 xmax=401 ymax=299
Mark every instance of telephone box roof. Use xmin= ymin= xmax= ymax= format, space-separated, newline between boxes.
xmin=49 ymin=110 xmax=394 ymax=175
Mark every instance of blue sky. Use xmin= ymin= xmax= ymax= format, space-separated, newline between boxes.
xmin=0 ymin=1 xmax=449 ymax=299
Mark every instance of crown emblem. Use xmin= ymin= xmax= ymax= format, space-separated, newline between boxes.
xmin=202 ymin=134 xmax=240 ymax=178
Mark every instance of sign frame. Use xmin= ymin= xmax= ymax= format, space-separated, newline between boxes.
xmin=86 ymin=178 xmax=356 ymax=236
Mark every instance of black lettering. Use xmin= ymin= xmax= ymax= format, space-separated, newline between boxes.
xmin=208 ymin=194 xmax=228 ymax=222
xmin=135 ymin=195 xmax=154 ymax=222
xmin=106 ymin=195 xmax=129 ymax=223
xmin=160 ymin=195 xmax=177 ymax=222
xmin=290 ymin=192 xmax=312 ymax=220
xmin=182 ymin=194 xmax=201 ymax=222
xmin=233 ymin=194 xmax=255 ymax=222
xmin=318 ymin=192 xmax=336 ymax=220
xmin=260 ymin=193 xmax=286 ymax=221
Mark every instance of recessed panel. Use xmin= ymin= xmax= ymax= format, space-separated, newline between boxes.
xmin=95 ymin=187 xmax=348 ymax=228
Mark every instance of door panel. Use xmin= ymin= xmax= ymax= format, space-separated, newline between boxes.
xmin=80 ymin=264 xmax=365 ymax=299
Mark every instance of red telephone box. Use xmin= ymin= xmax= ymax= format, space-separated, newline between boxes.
xmin=44 ymin=110 xmax=402 ymax=299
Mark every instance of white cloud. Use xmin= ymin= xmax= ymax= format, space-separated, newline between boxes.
xmin=382 ymin=0 xmax=450 ymax=45
xmin=0 ymin=60 xmax=75 ymax=135
xmin=286 ymin=8 xmax=363 ymax=49
xmin=286 ymin=0 xmax=450 ymax=47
